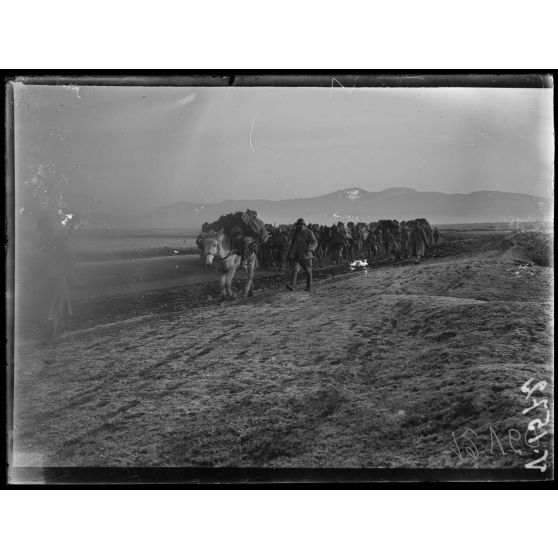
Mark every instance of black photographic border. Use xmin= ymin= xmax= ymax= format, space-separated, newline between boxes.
xmin=3 ymin=70 xmax=555 ymax=487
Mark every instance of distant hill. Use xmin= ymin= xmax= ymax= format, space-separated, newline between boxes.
xmin=135 ymin=187 xmax=551 ymax=228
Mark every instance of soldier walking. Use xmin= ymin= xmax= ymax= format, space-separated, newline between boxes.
xmin=285 ymin=218 xmax=318 ymax=292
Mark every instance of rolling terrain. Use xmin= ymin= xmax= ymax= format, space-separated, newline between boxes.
xmin=137 ymin=187 xmax=551 ymax=228
xmin=11 ymin=231 xmax=553 ymax=470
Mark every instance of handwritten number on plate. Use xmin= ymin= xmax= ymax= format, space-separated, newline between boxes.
xmin=522 ymin=398 xmax=549 ymax=415
xmin=521 ymin=379 xmax=547 ymax=400
xmin=525 ymin=450 xmax=549 ymax=473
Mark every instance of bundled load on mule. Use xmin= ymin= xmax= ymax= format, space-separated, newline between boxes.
xmin=196 ymin=211 xmax=265 ymax=299
xmin=200 ymin=209 xmax=269 ymax=261
xmin=377 ymin=219 xmax=400 ymax=236
xmin=404 ymin=218 xmax=431 ymax=259
xmin=375 ymin=219 xmax=402 ymax=260
xmin=413 ymin=218 xmax=433 ymax=245
xmin=405 ymin=218 xmax=431 ymax=243
xmin=326 ymin=222 xmax=350 ymax=264
xmin=241 ymin=209 xmax=269 ymax=243
xmin=364 ymin=222 xmax=380 ymax=260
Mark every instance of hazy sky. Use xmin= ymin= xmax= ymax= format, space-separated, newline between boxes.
xmin=14 ymin=83 xmax=554 ymax=216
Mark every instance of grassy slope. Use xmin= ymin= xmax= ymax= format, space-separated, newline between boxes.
xmin=12 ymin=248 xmax=553 ymax=468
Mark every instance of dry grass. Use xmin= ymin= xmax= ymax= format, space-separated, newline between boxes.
xmin=513 ymin=230 xmax=553 ymax=267
xmin=12 ymin=246 xmax=553 ymax=469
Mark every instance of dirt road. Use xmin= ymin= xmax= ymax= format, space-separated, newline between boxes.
xmin=74 ymin=255 xmax=217 ymax=299
xmin=16 ymin=230 xmax=507 ymax=333
xmin=12 ymin=242 xmax=553 ymax=469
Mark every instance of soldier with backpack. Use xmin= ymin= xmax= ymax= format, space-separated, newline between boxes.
xmin=285 ymin=218 xmax=318 ymax=292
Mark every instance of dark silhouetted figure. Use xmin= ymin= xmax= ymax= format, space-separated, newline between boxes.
xmin=36 ymin=214 xmax=76 ymax=344
xmin=285 ymin=218 xmax=318 ymax=292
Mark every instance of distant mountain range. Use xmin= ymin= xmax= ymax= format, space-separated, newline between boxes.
xmin=134 ymin=187 xmax=552 ymax=228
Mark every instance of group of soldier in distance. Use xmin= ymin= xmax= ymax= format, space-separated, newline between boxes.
xmin=197 ymin=210 xmax=440 ymax=299
xmin=33 ymin=208 xmax=440 ymax=344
